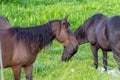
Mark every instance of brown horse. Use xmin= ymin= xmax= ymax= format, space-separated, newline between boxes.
xmin=74 ymin=13 xmax=110 ymax=71
xmin=0 ymin=15 xmax=10 ymax=29
xmin=0 ymin=16 xmax=78 ymax=80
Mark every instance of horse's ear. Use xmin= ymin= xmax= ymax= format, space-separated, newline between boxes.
xmin=61 ymin=15 xmax=69 ymax=24
xmin=64 ymin=15 xmax=68 ymax=21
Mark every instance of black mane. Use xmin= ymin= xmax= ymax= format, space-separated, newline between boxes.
xmin=9 ymin=21 xmax=55 ymax=48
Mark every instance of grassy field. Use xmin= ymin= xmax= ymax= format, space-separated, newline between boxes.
xmin=0 ymin=0 xmax=120 ymax=80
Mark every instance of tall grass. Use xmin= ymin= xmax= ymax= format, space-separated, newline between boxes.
xmin=0 ymin=0 xmax=120 ymax=80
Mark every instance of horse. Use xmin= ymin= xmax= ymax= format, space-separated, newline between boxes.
xmin=74 ymin=13 xmax=110 ymax=71
xmin=74 ymin=13 xmax=120 ymax=71
xmin=106 ymin=16 xmax=120 ymax=70
xmin=0 ymin=15 xmax=10 ymax=29
xmin=0 ymin=16 xmax=78 ymax=80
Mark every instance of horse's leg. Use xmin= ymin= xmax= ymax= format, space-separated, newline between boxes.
xmin=111 ymin=46 xmax=120 ymax=70
xmin=91 ymin=45 xmax=98 ymax=69
xmin=102 ymin=50 xmax=107 ymax=71
xmin=12 ymin=66 xmax=22 ymax=80
xmin=24 ymin=64 xmax=33 ymax=80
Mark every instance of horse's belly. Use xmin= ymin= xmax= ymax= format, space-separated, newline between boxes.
xmin=96 ymin=33 xmax=110 ymax=50
xmin=1 ymin=58 xmax=12 ymax=68
xmin=96 ymin=32 xmax=110 ymax=50
xmin=95 ymin=21 xmax=110 ymax=50
xmin=98 ymin=42 xmax=110 ymax=50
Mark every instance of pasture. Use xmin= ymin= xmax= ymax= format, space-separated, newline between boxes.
xmin=0 ymin=0 xmax=120 ymax=80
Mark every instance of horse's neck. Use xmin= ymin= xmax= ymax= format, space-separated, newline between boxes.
xmin=74 ymin=26 xmax=88 ymax=44
xmin=36 ymin=25 xmax=54 ymax=49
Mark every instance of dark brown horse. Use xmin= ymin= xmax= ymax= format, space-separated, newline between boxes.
xmin=0 ymin=16 xmax=78 ymax=80
xmin=0 ymin=15 xmax=10 ymax=29
xmin=74 ymin=13 xmax=110 ymax=71
xmin=106 ymin=16 xmax=120 ymax=70
xmin=74 ymin=13 xmax=120 ymax=71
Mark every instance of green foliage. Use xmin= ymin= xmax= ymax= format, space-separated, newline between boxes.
xmin=0 ymin=0 xmax=120 ymax=80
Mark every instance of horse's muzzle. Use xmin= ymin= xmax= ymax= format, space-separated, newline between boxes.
xmin=62 ymin=46 xmax=78 ymax=61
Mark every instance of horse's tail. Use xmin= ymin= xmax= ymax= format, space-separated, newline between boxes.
xmin=0 ymin=42 xmax=4 ymax=80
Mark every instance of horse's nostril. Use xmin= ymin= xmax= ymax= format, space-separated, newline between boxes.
xmin=62 ymin=57 xmax=66 ymax=61
xmin=73 ymin=46 xmax=78 ymax=53
xmin=62 ymin=56 xmax=68 ymax=61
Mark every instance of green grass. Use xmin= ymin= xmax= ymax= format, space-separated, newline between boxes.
xmin=0 ymin=0 xmax=120 ymax=80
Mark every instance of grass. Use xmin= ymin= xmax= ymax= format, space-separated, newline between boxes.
xmin=0 ymin=0 xmax=120 ymax=80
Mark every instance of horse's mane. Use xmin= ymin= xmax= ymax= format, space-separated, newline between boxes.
xmin=75 ymin=13 xmax=106 ymax=38
xmin=9 ymin=21 xmax=56 ymax=48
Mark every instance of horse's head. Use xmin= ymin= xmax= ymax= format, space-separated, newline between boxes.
xmin=51 ymin=16 xmax=78 ymax=61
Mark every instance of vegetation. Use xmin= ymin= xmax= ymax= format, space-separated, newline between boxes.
xmin=0 ymin=0 xmax=120 ymax=80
